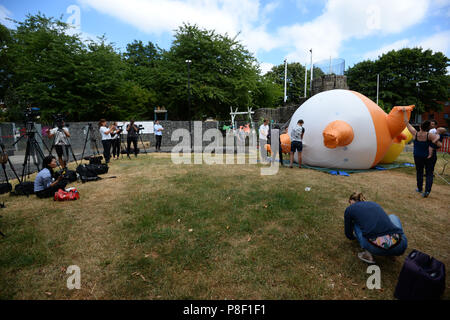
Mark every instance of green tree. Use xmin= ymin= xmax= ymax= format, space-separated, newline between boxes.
xmin=346 ymin=48 xmax=450 ymax=113
xmin=265 ymin=62 xmax=324 ymax=104
xmin=157 ymin=23 xmax=262 ymax=120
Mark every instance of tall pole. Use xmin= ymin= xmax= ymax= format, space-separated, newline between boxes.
xmin=304 ymin=61 xmax=307 ymax=97
xmin=376 ymin=73 xmax=379 ymax=105
xmin=284 ymin=58 xmax=287 ymax=104
xmin=309 ymin=49 xmax=313 ymax=96
xmin=186 ymin=59 xmax=192 ymax=149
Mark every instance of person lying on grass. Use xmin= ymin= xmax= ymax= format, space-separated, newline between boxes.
xmin=344 ymin=192 xmax=408 ymax=264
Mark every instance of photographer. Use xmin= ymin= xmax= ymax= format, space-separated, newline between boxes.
xmin=99 ymin=119 xmax=114 ymax=164
xmin=34 ymin=155 xmax=68 ymax=198
xmin=111 ymin=121 xmax=122 ymax=160
xmin=47 ymin=119 xmax=70 ymax=169
xmin=126 ymin=120 xmax=139 ymax=158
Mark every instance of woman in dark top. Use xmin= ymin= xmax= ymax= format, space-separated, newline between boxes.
xmin=126 ymin=120 xmax=139 ymax=158
xmin=345 ymin=193 xmax=407 ymax=264
xmin=403 ymin=110 xmax=442 ymax=197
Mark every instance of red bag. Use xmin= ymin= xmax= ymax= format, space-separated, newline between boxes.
xmin=54 ymin=188 xmax=80 ymax=201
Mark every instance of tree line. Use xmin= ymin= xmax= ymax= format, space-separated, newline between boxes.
xmin=0 ymin=13 xmax=448 ymax=124
xmin=0 ymin=14 xmax=285 ymax=123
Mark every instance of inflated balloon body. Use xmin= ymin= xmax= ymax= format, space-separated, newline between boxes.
xmin=288 ymin=89 xmax=414 ymax=169
xmin=379 ymin=128 xmax=413 ymax=164
xmin=265 ymin=133 xmax=291 ymax=154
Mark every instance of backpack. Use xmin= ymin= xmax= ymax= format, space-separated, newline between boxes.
xmin=76 ymin=164 xmax=100 ymax=183
xmin=86 ymin=163 xmax=109 ymax=175
xmin=86 ymin=155 xmax=103 ymax=165
xmin=55 ymin=169 xmax=78 ymax=182
xmin=13 ymin=181 xmax=35 ymax=196
xmin=54 ymin=188 xmax=80 ymax=201
xmin=0 ymin=182 xmax=12 ymax=195
xmin=394 ymin=249 xmax=446 ymax=300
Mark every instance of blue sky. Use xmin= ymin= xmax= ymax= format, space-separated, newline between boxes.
xmin=1 ymin=0 xmax=449 ymax=74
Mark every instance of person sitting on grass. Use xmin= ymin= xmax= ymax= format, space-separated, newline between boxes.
xmin=34 ymin=155 xmax=68 ymax=199
xmin=344 ymin=192 xmax=408 ymax=264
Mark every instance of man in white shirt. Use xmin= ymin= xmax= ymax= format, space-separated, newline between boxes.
xmin=154 ymin=120 xmax=164 ymax=152
xmin=47 ymin=120 xmax=70 ymax=169
xmin=290 ymin=119 xmax=305 ymax=168
xmin=429 ymin=120 xmax=438 ymax=134
xmin=259 ymin=119 xmax=269 ymax=162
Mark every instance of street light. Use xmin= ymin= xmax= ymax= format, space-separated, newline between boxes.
xmin=186 ymin=59 xmax=192 ymax=149
xmin=185 ymin=59 xmax=192 ymax=118
xmin=414 ymin=80 xmax=429 ymax=124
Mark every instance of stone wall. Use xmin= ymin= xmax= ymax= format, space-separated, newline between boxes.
xmin=312 ymin=74 xmax=349 ymax=96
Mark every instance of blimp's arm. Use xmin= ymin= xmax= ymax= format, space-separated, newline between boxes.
xmin=402 ymin=108 xmax=417 ymax=136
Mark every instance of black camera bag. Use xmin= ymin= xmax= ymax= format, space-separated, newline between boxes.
xmin=86 ymin=164 xmax=108 ymax=175
xmin=13 ymin=181 xmax=35 ymax=196
xmin=76 ymin=164 xmax=100 ymax=183
xmin=0 ymin=183 xmax=12 ymax=195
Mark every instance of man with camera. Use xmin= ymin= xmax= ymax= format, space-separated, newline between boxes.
xmin=48 ymin=119 xmax=71 ymax=169
xmin=126 ymin=120 xmax=139 ymax=158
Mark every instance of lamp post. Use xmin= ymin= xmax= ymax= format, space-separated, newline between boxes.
xmin=186 ymin=59 xmax=192 ymax=118
xmin=283 ymin=58 xmax=287 ymax=104
xmin=415 ymin=80 xmax=429 ymax=124
xmin=186 ymin=59 xmax=192 ymax=149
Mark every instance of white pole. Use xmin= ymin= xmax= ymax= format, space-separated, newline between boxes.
xmin=376 ymin=74 xmax=379 ymax=105
xmin=304 ymin=61 xmax=307 ymax=98
xmin=310 ymin=49 xmax=313 ymax=96
xmin=284 ymin=59 xmax=287 ymax=103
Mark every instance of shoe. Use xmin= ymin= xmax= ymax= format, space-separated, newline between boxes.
xmin=415 ymin=188 xmax=422 ymax=193
xmin=289 ymin=165 xmax=293 ymax=168
xmin=358 ymin=251 xmax=376 ymax=264
xmin=422 ymin=192 xmax=430 ymax=198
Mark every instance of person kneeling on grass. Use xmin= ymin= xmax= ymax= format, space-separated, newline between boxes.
xmin=344 ymin=192 xmax=408 ymax=264
xmin=34 ymin=155 xmax=68 ymax=198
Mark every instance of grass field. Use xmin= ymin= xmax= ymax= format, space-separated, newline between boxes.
xmin=0 ymin=151 xmax=449 ymax=300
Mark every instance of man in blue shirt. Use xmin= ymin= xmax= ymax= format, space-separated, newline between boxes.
xmin=345 ymin=193 xmax=408 ymax=264
xmin=154 ymin=120 xmax=164 ymax=152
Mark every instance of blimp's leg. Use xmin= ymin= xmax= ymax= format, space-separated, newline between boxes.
xmin=322 ymin=120 xmax=354 ymax=149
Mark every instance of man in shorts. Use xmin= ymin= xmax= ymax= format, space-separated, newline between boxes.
xmin=289 ymin=119 xmax=305 ymax=168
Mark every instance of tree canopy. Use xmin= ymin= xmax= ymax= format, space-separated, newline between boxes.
xmin=346 ymin=48 xmax=449 ymax=113
xmin=0 ymin=14 xmax=283 ymax=123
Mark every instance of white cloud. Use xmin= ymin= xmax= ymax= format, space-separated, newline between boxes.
xmin=276 ymin=0 xmax=431 ymax=64
xmin=259 ymin=62 xmax=274 ymax=75
xmin=77 ymin=0 xmax=438 ymax=65
xmin=363 ymin=39 xmax=411 ymax=60
xmin=0 ymin=5 xmax=15 ymax=28
xmin=362 ymin=30 xmax=450 ymax=61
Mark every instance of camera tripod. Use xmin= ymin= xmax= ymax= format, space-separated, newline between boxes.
xmin=48 ymin=127 xmax=79 ymax=168
xmin=137 ymin=128 xmax=148 ymax=154
xmin=0 ymin=142 xmax=21 ymax=188
xmin=80 ymin=123 xmax=102 ymax=162
xmin=11 ymin=121 xmax=51 ymax=182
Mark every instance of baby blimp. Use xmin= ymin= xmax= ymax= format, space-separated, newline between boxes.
xmin=288 ymin=89 xmax=413 ymax=169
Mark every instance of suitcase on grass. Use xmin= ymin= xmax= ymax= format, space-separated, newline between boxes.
xmin=394 ymin=249 xmax=446 ymax=300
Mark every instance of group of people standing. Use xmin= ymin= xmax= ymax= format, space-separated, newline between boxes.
xmin=98 ymin=119 xmax=164 ymax=163
xmin=258 ymin=118 xmax=305 ymax=168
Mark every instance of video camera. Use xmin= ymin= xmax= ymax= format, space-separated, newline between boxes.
xmin=137 ymin=124 xmax=144 ymax=131
xmin=24 ymin=107 xmax=40 ymax=122
xmin=52 ymin=114 xmax=65 ymax=129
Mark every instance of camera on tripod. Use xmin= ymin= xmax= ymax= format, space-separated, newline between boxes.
xmin=137 ymin=124 xmax=144 ymax=132
xmin=24 ymin=107 xmax=41 ymax=122
xmin=52 ymin=114 xmax=66 ymax=130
